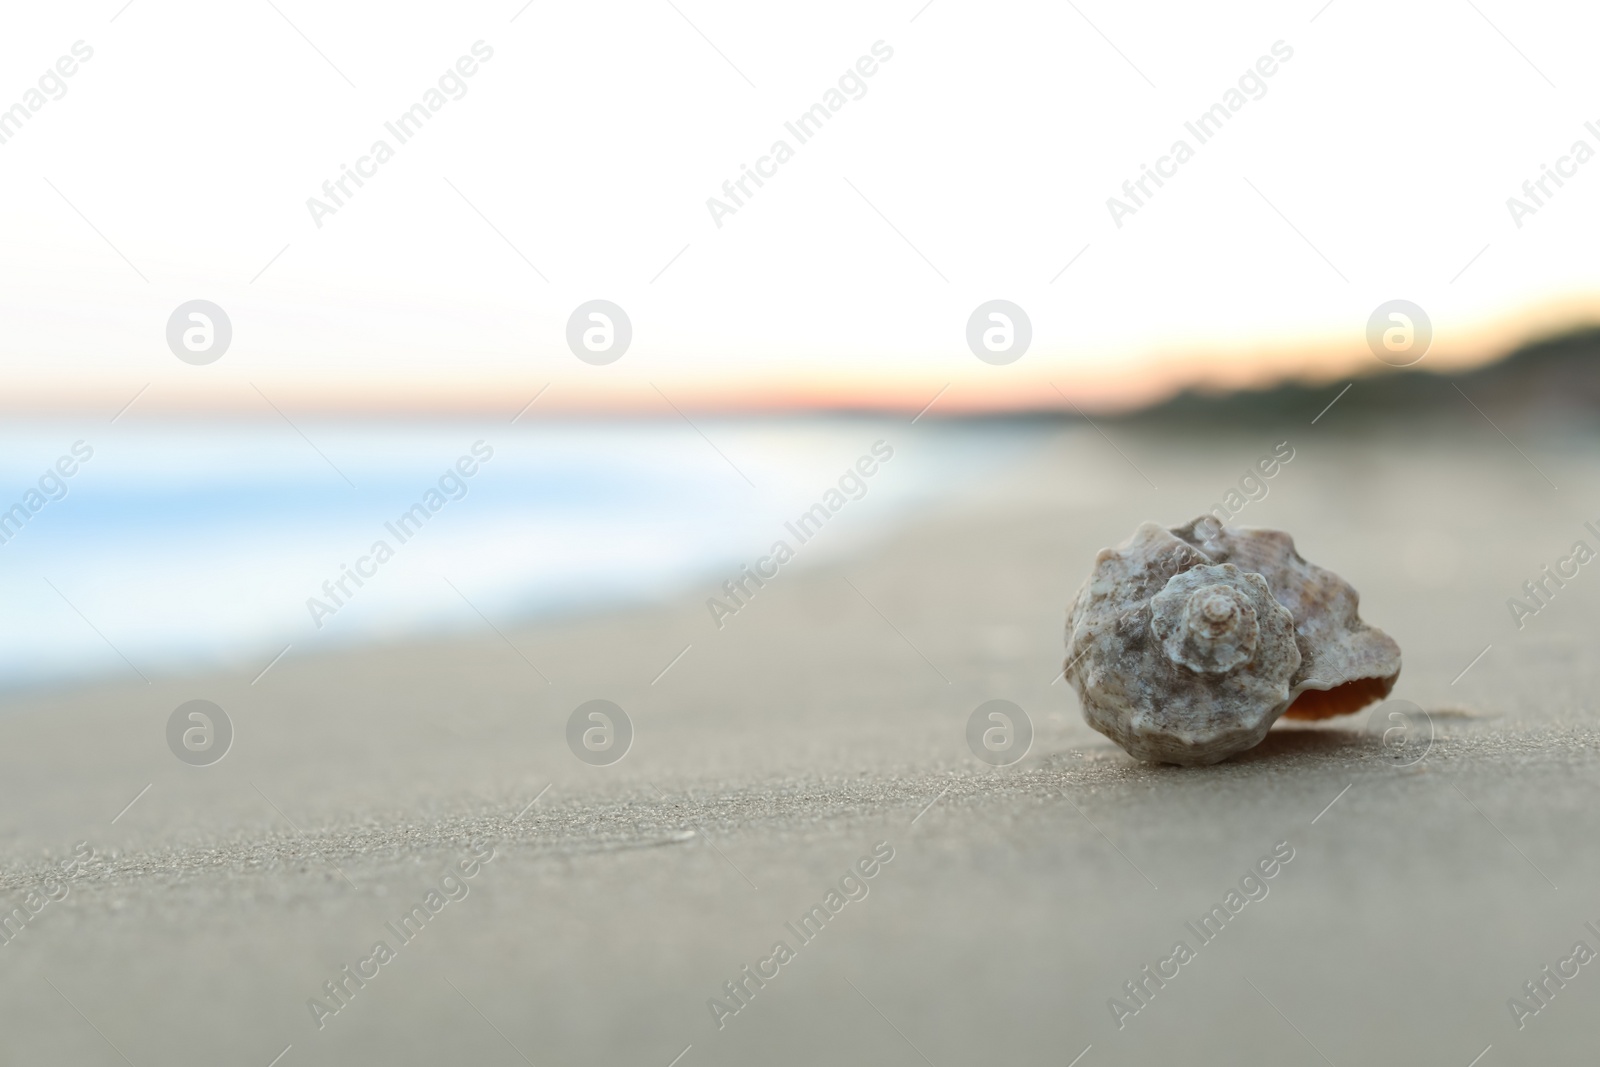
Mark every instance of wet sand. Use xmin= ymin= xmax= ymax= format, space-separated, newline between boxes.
xmin=1 ymin=422 xmax=1597 ymax=1066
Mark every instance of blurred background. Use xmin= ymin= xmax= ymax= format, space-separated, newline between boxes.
xmin=0 ymin=0 xmax=1595 ymax=688
xmin=2 ymin=1 xmax=1599 ymax=1065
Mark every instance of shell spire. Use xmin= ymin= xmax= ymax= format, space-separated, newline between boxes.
xmin=1064 ymin=518 xmax=1401 ymax=765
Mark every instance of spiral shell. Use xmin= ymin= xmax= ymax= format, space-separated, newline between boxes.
xmin=1064 ymin=518 xmax=1401 ymax=765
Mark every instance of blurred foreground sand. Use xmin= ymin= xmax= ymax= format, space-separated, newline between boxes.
xmin=1 ymin=421 xmax=1597 ymax=1065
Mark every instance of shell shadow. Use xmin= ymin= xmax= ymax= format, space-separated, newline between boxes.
xmin=1230 ymin=724 xmax=1373 ymax=764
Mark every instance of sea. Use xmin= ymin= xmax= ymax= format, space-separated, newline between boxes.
xmin=0 ymin=416 xmax=1045 ymax=688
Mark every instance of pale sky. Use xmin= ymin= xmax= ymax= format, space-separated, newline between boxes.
xmin=1 ymin=0 xmax=1597 ymax=415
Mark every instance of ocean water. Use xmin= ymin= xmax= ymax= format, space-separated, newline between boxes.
xmin=0 ymin=417 xmax=1044 ymax=687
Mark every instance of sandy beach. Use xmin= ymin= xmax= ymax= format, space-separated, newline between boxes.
xmin=2 ymin=420 xmax=1597 ymax=1066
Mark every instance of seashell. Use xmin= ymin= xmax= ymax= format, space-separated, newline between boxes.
xmin=1063 ymin=517 xmax=1401 ymax=765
